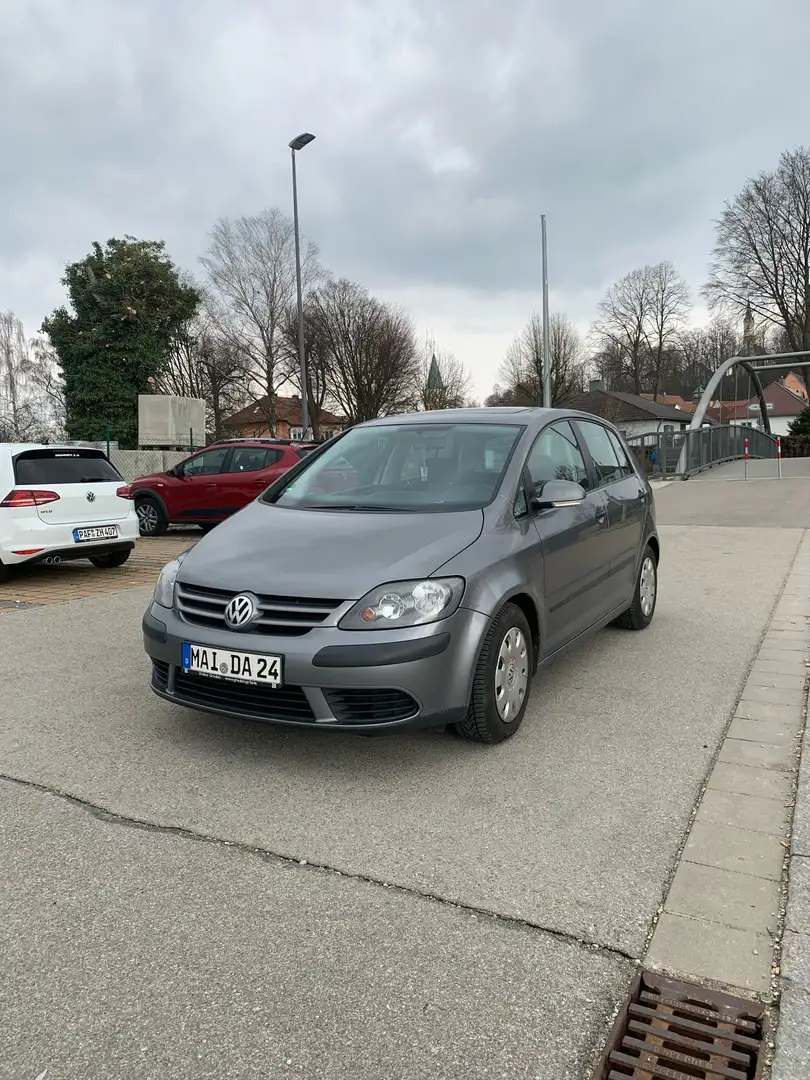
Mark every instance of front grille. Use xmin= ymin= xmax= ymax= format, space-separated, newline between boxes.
xmin=324 ymin=688 xmax=418 ymax=725
xmin=167 ymin=668 xmax=316 ymax=723
xmin=176 ymin=582 xmax=342 ymax=637
xmin=151 ymin=659 xmax=169 ymax=690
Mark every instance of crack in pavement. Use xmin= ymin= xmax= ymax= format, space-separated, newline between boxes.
xmin=1 ymin=771 xmax=640 ymax=964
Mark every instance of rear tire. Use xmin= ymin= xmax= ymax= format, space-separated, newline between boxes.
xmin=136 ymin=496 xmax=168 ymax=537
xmin=612 ymin=545 xmax=657 ymax=631
xmin=89 ymin=549 xmax=132 ymax=569
xmin=453 ymin=603 xmax=533 ymax=744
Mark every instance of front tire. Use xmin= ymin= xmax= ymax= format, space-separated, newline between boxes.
xmin=613 ymin=545 xmax=657 ymax=630
xmin=453 ymin=603 xmax=533 ymax=744
xmin=89 ymin=549 xmax=132 ymax=569
xmin=136 ymin=496 xmax=168 ymax=537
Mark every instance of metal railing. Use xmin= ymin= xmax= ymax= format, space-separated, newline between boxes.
xmin=624 ymin=425 xmax=778 ymax=478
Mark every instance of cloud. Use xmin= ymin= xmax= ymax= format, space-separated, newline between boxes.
xmin=1 ymin=0 xmax=808 ymax=394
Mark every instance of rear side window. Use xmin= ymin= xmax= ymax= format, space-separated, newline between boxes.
xmin=14 ymin=449 xmax=122 ymax=485
xmin=576 ymin=422 xmax=627 ymax=486
xmin=229 ymin=447 xmax=283 ymax=472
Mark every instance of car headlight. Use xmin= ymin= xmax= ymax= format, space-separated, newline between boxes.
xmin=339 ymin=578 xmax=465 ymax=630
xmin=153 ymin=551 xmax=189 ymax=608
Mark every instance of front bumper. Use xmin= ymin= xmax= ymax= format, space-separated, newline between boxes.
xmin=143 ymin=602 xmax=490 ymax=734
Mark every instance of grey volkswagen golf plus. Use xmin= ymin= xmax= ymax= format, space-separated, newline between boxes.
xmin=143 ymin=408 xmax=659 ymax=744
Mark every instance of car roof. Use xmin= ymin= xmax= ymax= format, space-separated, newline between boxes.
xmin=0 ymin=442 xmax=109 ymax=457
xmin=359 ymin=407 xmax=560 ymax=430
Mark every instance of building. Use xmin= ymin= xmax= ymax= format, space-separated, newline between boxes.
xmin=723 ymin=378 xmax=808 ymax=437
xmin=564 ymin=385 xmax=698 ymax=439
xmin=223 ymin=395 xmax=345 ymax=441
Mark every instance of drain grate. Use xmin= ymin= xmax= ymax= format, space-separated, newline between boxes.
xmin=597 ymin=971 xmax=766 ymax=1080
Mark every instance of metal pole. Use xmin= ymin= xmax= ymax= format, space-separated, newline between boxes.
xmin=778 ymin=435 xmax=782 ymax=479
xmin=744 ymin=437 xmax=749 ymax=480
xmin=291 ymin=148 xmax=310 ymax=439
xmin=105 ymin=423 xmax=111 ymax=458
xmin=541 ymin=214 xmax=551 ymax=409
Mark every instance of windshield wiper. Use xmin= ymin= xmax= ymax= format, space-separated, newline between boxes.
xmin=304 ymin=503 xmax=416 ymax=513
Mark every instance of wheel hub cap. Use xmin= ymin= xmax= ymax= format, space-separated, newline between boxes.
xmin=494 ymin=627 xmax=529 ymax=723
xmin=640 ymin=556 xmax=656 ymax=617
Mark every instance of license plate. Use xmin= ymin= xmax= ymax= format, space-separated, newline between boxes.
xmin=73 ymin=525 xmax=118 ymax=542
xmin=181 ymin=643 xmax=283 ymax=686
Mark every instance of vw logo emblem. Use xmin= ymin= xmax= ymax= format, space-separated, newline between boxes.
xmin=86 ymin=491 xmax=96 ymax=503
xmin=224 ymin=593 xmax=256 ymax=629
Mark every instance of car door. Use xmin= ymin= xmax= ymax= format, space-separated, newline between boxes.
xmin=525 ymin=420 xmax=611 ymax=654
xmin=572 ymin=420 xmax=647 ymax=610
xmin=218 ymin=447 xmax=284 ymax=513
xmin=173 ymin=446 xmax=231 ymax=521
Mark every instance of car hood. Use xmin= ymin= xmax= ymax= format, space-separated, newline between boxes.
xmin=177 ymin=501 xmax=484 ymax=600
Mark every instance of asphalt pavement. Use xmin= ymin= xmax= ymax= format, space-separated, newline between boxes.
xmin=1 ymin=481 xmax=809 ymax=1078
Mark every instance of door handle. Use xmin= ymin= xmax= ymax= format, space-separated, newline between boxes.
xmin=595 ymin=507 xmax=607 ymax=524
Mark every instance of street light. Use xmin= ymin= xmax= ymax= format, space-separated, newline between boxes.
xmin=290 ymin=132 xmax=315 ymax=439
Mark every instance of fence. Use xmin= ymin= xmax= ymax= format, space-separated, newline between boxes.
xmin=110 ymin=449 xmax=188 ymax=480
xmin=625 ymin=425 xmax=778 ymax=478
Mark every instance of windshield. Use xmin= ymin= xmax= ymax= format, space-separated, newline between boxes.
xmin=268 ymin=422 xmax=524 ymax=512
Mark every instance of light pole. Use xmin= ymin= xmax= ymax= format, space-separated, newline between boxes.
xmin=290 ymin=132 xmax=315 ymax=439
xmin=541 ymin=214 xmax=551 ymax=409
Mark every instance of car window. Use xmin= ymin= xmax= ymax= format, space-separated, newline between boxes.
xmin=576 ymin=421 xmax=627 ymax=487
xmin=228 ymin=448 xmax=282 ymax=472
xmin=13 ymin=449 xmax=122 ymax=485
xmin=270 ymin=423 xmax=524 ymax=512
xmin=180 ymin=448 xmax=229 ymax=477
xmin=526 ymin=421 xmax=588 ymax=490
xmin=606 ymin=430 xmax=635 ymax=480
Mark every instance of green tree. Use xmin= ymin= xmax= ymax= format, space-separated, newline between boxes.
xmin=788 ymin=407 xmax=810 ymax=436
xmin=42 ymin=237 xmax=200 ymax=447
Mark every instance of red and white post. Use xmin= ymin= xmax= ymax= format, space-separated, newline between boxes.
xmin=744 ymin=437 xmax=749 ymax=480
xmin=777 ymin=435 xmax=783 ymax=479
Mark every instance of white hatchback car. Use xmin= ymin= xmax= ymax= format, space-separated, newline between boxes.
xmin=0 ymin=444 xmax=139 ymax=583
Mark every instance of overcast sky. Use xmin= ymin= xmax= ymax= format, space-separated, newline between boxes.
xmin=2 ymin=0 xmax=808 ymax=397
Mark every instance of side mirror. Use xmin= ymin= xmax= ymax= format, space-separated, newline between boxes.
xmin=531 ymin=479 xmax=586 ymax=510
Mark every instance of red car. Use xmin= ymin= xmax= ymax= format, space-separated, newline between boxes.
xmin=132 ymin=439 xmax=315 ymax=536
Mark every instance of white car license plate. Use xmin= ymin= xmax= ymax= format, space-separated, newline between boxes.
xmin=73 ymin=525 xmax=118 ymax=542
xmin=181 ymin=643 xmax=283 ymax=686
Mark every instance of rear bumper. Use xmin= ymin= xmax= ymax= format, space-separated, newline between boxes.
xmin=143 ymin=602 xmax=490 ymax=734
xmin=0 ymin=517 xmax=139 ymax=565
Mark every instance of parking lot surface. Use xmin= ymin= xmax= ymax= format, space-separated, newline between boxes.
xmin=1 ymin=486 xmax=808 ymax=1078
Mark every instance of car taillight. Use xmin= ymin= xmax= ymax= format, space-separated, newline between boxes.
xmin=116 ymin=485 xmax=135 ymax=500
xmin=0 ymin=489 xmax=61 ymax=508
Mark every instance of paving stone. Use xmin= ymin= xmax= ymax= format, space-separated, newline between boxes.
xmin=770 ymin=984 xmax=810 ymax=1080
xmin=784 ymin=860 xmax=810 ymax=934
xmin=793 ymin=782 xmax=810 ymax=858
xmin=761 ymin=635 xmax=810 ymax=653
xmin=738 ymin=685 xmax=806 ymax=707
xmin=744 ymin=672 xmax=807 ymax=691
xmin=646 ymin=913 xmax=773 ymax=994
xmin=684 ymin=819 xmax=785 ymax=880
xmin=708 ymin=761 xmax=794 ymax=801
xmin=751 ymin=658 xmax=810 ymax=677
xmin=718 ymin=738 xmax=796 ymax=771
xmin=759 ymin=648 xmax=810 ymax=665
xmin=727 ymin=716 xmax=802 ymax=749
xmin=0 ymin=536 xmax=195 ymax=609
xmin=665 ymin=861 xmax=779 ymax=934
xmin=698 ymin=788 xmax=791 ymax=836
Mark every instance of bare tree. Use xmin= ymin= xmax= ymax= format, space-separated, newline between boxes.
xmin=496 ymin=312 xmax=586 ymax=406
xmin=591 ymin=263 xmax=689 ymax=395
xmin=645 ymin=261 xmax=690 ymax=398
xmin=200 ymin=208 xmax=322 ymax=433
xmin=704 ymin=147 xmax=810 ymax=356
xmin=418 ymin=336 xmax=473 ymax=410
xmin=28 ymin=334 xmax=66 ymax=435
xmin=154 ymin=308 xmax=251 ymax=439
xmin=307 ymin=279 xmax=420 ymax=423
xmin=0 ymin=312 xmax=52 ymax=441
